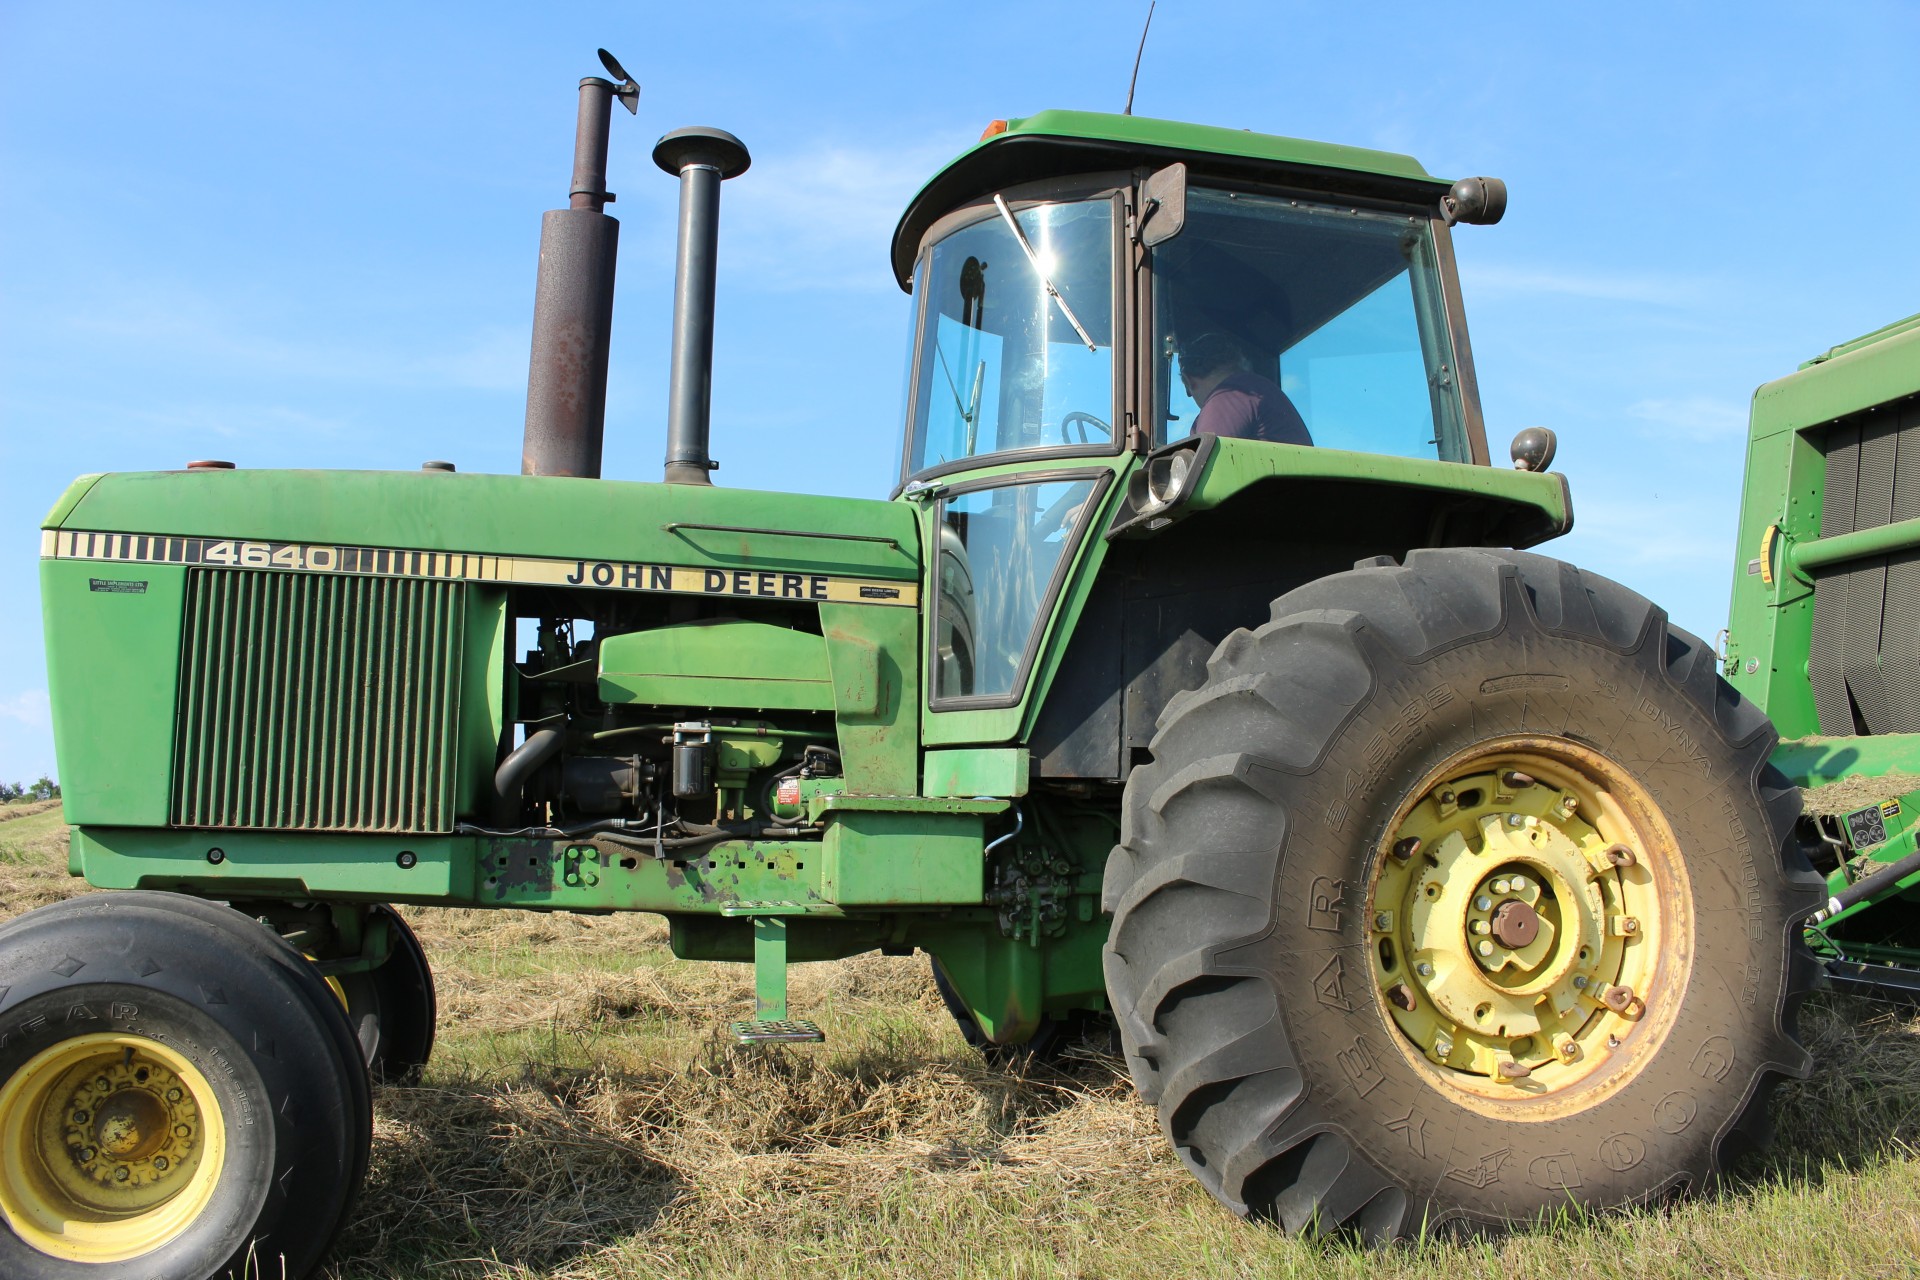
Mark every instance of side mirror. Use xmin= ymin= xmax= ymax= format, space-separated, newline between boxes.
xmin=1510 ymin=427 xmax=1557 ymax=473
xmin=1138 ymin=163 xmax=1187 ymax=247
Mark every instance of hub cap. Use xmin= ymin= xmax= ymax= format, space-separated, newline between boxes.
xmin=1369 ymin=736 xmax=1688 ymax=1109
xmin=0 ymin=1034 xmax=227 ymax=1263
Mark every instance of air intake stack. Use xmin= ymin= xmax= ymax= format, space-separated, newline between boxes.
xmin=521 ymin=52 xmax=638 ymax=479
xmin=654 ymin=127 xmax=750 ymax=485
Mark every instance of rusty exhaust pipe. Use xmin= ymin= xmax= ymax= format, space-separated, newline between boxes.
xmin=654 ymin=127 xmax=749 ymax=485
xmin=522 ymin=53 xmax=638 ymax=478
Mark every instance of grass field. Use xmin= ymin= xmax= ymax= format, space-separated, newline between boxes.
xmin=3 ymin=802 xmax=1918 ymax=1279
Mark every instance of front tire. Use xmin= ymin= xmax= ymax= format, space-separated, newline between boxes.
xmin=1102 ymin=549 xmax=1821 ymax=1238
xmin=0 ymin=895 xmax=371 ymax=1279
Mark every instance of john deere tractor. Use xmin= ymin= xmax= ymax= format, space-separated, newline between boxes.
xmin=4 ymin=53 xmax=1819 ymax=1278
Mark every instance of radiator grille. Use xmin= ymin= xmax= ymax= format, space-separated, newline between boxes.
xmin=173 ymin=569 xmax=466 ymax=832
xmin=1810 ymin=399 xmax=1920 ymax=734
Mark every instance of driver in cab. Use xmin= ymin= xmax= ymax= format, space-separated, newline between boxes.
xmin=1177 ymin=332 xmax=1312 ymax=446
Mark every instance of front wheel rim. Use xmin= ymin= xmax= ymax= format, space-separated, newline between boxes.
xmin=1367 ymin=735 xmax=1692 ymax=1114
xmin=0 ymin=1033 xmax=228 ymax=1263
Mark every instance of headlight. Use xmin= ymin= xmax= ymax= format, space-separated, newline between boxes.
xmin=1145 ymin=451 xmax=1192 ymax=509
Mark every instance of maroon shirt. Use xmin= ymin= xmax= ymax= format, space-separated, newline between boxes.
xmin=1193 ymin=370 xmax=1312 ymax=445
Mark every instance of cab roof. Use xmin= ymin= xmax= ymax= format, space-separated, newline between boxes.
xmin=890 ymin=109 xmax=1451 ymax=289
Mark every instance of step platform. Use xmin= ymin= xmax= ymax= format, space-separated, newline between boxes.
xmin=731 ymin=1018 xmax=824 ymax=1045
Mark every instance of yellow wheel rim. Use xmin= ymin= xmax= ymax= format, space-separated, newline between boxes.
xmin=0 ymin=1033 xmax=228 ymax=1263
xmin=1367 ymin=735 xmax=1693 ymax=1117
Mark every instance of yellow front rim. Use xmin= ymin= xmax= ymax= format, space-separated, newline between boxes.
xmin=1367 ymin=735 xmax=1692 ymax=1116
xmin=0 ymin=1033 xmax=227 ymax=1263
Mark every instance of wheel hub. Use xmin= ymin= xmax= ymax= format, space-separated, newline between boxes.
xmin=0 ymin=1033 xmax=226 ymax=1264
xmin=1369 ymin=737 xmax=1676 ymax=1103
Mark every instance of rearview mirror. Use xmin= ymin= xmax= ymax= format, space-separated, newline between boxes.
xmin=1138 ymin=163 xmax=1187 ymax=247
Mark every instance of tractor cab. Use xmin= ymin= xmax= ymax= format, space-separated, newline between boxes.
xmin=885 ymin=112 xmax=1537 ymax=746
xmin=894 ymin=112 xmax=1490 ymax=485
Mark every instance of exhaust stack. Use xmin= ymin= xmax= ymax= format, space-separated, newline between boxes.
xmin=654 ymin=127 xmax=750 ymax=485
xmin=522 ymin=55 xmax=638 ymax=478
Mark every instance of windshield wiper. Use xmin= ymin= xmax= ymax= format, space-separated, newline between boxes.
xmin=933 ymin=343 xmax=988 ymax=452
xmin=993 ymin=194 xmax=1098 ymax=353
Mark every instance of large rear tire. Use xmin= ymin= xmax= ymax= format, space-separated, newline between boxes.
xmin=1102 ymin=549 xmax=1822 ymax=1238
xmin=0 ymin=894 xmax=371 ymax=1279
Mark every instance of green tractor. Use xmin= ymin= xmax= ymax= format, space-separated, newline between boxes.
xmin=4 ymin=53 xmax=1821 ymax=1278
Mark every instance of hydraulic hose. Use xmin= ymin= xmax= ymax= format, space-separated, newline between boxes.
xmin=1809 ymin=846 xmax=1920 ymax=924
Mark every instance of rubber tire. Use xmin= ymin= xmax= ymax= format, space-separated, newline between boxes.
xmin=335 ymin=905 xmax=436 ymax=1084
xmin=1102 ymin=548 xmax=1823 ymax=1239
xmin=0 ymin=893 xmax=373 ymax=1279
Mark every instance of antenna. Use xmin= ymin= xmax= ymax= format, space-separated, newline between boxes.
xmin=1123 ymin=2 xmax=1156 ymax=116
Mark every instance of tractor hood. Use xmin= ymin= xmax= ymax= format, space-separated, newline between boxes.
xmin=42 ymin=469 xmax=921 ymax=590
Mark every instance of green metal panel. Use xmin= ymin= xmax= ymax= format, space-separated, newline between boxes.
xmin=1773 ymin=733 xmax=1920 ymax=789
xmin=1181 ymin=438 xmax=1570 ymax=532
xmin=818 ymin=602 xmax=920 ymax=795
xmin=820 ymin=810 xmax=986 ymax=905
xmin=39 ymin=559 xmax=185 ymax=826
xmin=173 ymin=569 xmax=466 ymax=832
xmin=993 ymin=110 xmax=1436 ymax=181
xmin=598 ymin=618 xmax=835 ymax=711
xmin=51 ymin=469 xmax=919 ymax=583
xmin=1757 ymin=314 xmax=1920 ymax=438
xmin=41 ymin=474 xmax=103 ymax=527
xmin=924 ymin=748 xmax=1029 ymax=798
xmin=1727 ymin=311 xmax=1920 ymax=735
xmin=455 ymin=588 xmax=508 ymax=817
xmin=1724 ymin=419 xmax=1823 ymax=733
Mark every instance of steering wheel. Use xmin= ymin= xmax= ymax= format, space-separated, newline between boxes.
xmin=1061 ymin=410 xmax=1112 ymax=444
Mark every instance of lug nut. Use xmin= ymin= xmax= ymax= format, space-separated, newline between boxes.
xmin=166 ymin=1088 xmax=182 ymax=1103
xmin=153 ymin=1156 xmax=169 ymax=1171
xmin=1493 ymin=877 xmax=1511 ymax=893
xmin=79 ymin=1147 xmax=95 ymax=1162
xmin=1573 ymin=975 xmax=1589 ymax=989
xmin=174 ymin=1124 xmax=192 ymax=1138
xmin=1387 ymin=983 xmax=1417 ymax=1011
xmin=1511 ymin=876 xmax=1529 ymax=893
xmin=1476 ymin=940 xmax=1494 ymax=956
xmin=1475 ymin=895 xmax=1493 ymax=912
xmin=1620 ymin=916 xmax=1640 ymax=935
xmin=1416 ymin=961 xmax=1435 ymax=977
xmin=1391 ymin=837 xmax=1420 ymax=862
xmin=113 ymin=1167 xmax=130 ymax=1182
xmin=1375 ymin=912 xmax=1392 ymax=930
xmin=1473 ymin=920 xmax=1490 ymax=935
xmin=1506 ymin=812 xmax=1525 ymax=827
xmin=1434 ymin=1038 xmax=1454 ymax=1058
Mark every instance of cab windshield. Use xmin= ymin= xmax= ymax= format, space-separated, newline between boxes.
xmin=1154 ymin=188 xmax=1468 ymax=460
xmin=905 ymin=196 xmax=1116 ymax=478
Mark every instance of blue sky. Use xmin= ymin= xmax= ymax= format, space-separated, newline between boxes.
xmin=3 ymin=1 xmax=1918 ymax=783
